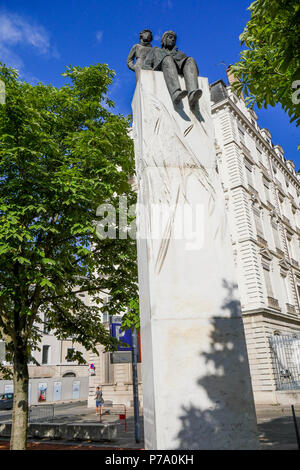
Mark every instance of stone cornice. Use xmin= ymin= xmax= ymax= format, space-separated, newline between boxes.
xmin=242 ymin=308 xmax=300 ymax=325
xmin=235 ymin=234 xmax=299 ymax=265
xmin=212 ymin=98 xmax=300 ymax=190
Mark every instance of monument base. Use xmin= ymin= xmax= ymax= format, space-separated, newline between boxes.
xmin=132 ymin=70 xmax=259 ymax=450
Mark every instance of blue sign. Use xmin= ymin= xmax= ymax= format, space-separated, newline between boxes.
xmin=111 ymin=323 xmax=132 ymax=351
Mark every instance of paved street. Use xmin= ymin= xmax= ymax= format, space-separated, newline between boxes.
xmin=1 ymin=401 xmax=300 ymax=450
xmin=256 ymin=404 xmax=300 ymax=450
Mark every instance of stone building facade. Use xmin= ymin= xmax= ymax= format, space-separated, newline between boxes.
xmin=211 ymin=77 xmax=300 ymax=405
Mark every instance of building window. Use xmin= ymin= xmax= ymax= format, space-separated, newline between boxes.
xmin=279 ymin=196 xmax=286 ymax=217
xmin=297 ymin=285 xmax=300 ymax=303
xmin=238 ymin=127 xmax=245 ymax=144
xmin=256 ymin=147 xmax=263 ymax=162
xmin=287 ymin=235 xmax=295 ymax=259
xmin=66 ymin=348 xmax=75 ymax=363
xmin=292 ymin=206 xmax=297 ymax=227
xmin=245 ymin=162 xmax=253 ymax=187
xmin=263 ymin=266 xmax=274 ymax=297
xmin=43 ymin=315 xmax=50 ymax=335
xmin=263 ymin=177 xmax=270 ymax=202
xmin=253 ymin=208 xmax=264 ymax=237
xmin=42 ymin=345 xmax=50 ymax=365
xmin=281 ymin=273 xmax=291 ymax=305
xmin=272 ymin=222 xmax=281 ymax=249
xmin=0 ymin=341 xmax=5 ymax=363
xmin=63 ymin=372 xmax=76 ymax=377
xmin=102 ymin=312 xmax=109 ymax=323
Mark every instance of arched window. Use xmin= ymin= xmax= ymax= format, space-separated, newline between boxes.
xmin=62 ymin=372 xmax=76 ymax=377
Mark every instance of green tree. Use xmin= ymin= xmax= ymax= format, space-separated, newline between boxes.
xmin=231 ymin=0 xmax=300 ymax=129
xmin=0 ymin=63 xmax=138 ymax=449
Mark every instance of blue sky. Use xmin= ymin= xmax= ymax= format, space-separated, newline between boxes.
xmin=0 ymin=0 xmax=299 ymax=168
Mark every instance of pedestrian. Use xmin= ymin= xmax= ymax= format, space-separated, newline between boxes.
xmin=94 ymin=386 xmax=103 ymax=416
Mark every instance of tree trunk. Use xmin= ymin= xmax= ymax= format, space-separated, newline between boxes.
xmin=10 ymin=345 xmax=29 ymax=450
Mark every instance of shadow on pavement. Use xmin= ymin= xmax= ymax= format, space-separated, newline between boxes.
xmin=257 ymin=416 xmax=299 ymax=450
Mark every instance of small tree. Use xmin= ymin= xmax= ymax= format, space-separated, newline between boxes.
xmin=0 ymin=63 xmax=138 ymax=449
xmin=232 ymin=0 xmax=300 ymax=130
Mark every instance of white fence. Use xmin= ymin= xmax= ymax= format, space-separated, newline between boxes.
xmin=0 ymin=376 xmax=88 ymax=405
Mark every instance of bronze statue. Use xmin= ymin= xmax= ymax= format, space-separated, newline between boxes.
xmin=142 ymin=31 xmax=202 ymax=107
xmin=127 ymin=29 xmax=153 ymax=81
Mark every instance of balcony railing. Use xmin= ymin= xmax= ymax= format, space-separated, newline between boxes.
xmin=282 ymin=215 xmax=291 ymax=226
xmin=288 ymin=192 xmax=296 ymax=203
xmin=240 ymin=142 xmax=252 ymax=159
xmin=276 ymin=247 xmax=284 ymax=257
xmin=248 ymin=185 xmax=259 ymax=198
xmin=286 ymin=303 xmax=296 ymax=315
xmin=268 ymin=297 xmax=280 ymax=310
xmin=291 ymin=258 xmax=299 ymax=268
xmin=257 ymin=235 xmax=267 ymax=247
xmin=267 ymin=201 xmax=275 ymax=211
xmin=259 ymin=162 xmax=271 ymax=179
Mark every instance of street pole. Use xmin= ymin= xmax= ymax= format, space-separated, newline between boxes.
xmin=131 ymin=328 xmax=141 ymax=443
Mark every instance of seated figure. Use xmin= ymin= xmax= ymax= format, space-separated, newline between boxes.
xmin=142 ymin=30 xmax=202 ymax=107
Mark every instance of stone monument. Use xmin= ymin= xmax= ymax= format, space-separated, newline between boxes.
xmin=129 ymin=31 xmax=259 ymax=450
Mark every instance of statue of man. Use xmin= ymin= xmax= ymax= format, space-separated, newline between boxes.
xmin=142 ymin=30 xmax=202 ymax=107
xmin=127 ymin=29 xmax=153 ymax=81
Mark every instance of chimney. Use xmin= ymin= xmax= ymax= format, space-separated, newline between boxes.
xmin=226 ymin=65 xmax=244 ymax=101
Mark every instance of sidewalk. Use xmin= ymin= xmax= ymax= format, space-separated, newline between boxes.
xmin=256 ymin=404 xmax=300 ymax=450
xmin=49 ymin=402 xmax=300 ymax=450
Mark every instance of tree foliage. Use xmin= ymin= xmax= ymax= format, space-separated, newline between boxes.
xmin=0 ymin=63 xmax=138 ymax=448
xmin=231 ymin=0 xmax=300 ymax=128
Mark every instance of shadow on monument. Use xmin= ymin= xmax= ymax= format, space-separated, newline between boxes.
xmin=173 ymin=100 xmax=190 ymax=122
xmin=175 ymin=279 xmax=258 ymax=450
xmin=173 ymin=99 xmax=205 ymax=124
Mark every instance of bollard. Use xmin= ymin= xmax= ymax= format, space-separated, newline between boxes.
xmin=291 ymin=405 xmax=300 ymax=450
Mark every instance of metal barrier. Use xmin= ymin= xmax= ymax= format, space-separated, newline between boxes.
xmin=101 ymin=403 xmax=127 ymax=431
xmin=29 ymin=404 xmax=54 ymax=422
xmin=269 ymin=333 xmax=300 ymax=390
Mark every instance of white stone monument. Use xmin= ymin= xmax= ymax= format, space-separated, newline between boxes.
xmin=132 ymin=69 xmax=259 ymax=450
